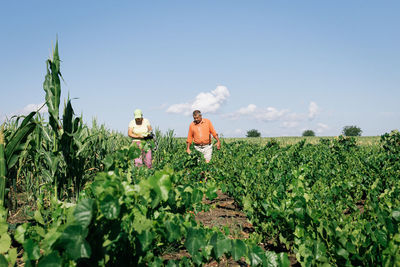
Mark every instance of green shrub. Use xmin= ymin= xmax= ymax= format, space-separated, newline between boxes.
xmin=246 ymin=129 xmax=261 ymax=137
xmin=302 ymin=130 xmax=315 ymax=137
xmin=342 ymin=125 xmax=362 ymax=136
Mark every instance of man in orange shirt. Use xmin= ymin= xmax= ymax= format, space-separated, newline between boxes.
xmin=186 ymin=110 xmax=221 ymax=163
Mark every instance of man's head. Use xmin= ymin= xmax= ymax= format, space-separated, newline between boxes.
xmin=193 ymin=110 xmax=202 ymax=124
xmin=134 ymin=109 xmax=143 ymax=124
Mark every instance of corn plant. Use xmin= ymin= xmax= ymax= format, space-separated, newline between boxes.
xmin=42 ymin=41 xmax=89 ymax=199
xmin=0 ymin=126 xmax=5 ymax=207
xmin=0 ymin=112 xmax=37 ymax=208
xmin=153 ymin=128 xmax=178 ymax=165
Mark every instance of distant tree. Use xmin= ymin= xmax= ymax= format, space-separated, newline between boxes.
xmin=302 ymin=130 xmax=315 ymax=137
xmin=342 ymin=125 xmax=362 ymax=136
xmin=246 ymin=129 xmax=261 ymax=137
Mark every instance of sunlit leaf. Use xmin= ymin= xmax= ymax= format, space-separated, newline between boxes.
xmin=38 ymin=251 xmax=62 ymax=267
xmin=74 ymin=199 xmax=94 ymax=228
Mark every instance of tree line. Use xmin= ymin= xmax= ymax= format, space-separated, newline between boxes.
xmin=245 ymin=125 xmax=364 ymax=137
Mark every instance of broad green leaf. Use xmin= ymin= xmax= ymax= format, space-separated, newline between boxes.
xmin=74 ymin=199 xmax=94 ymax=228
xmin=38 ymin=251 xmax=62 ymax=267
xmin=34 ymin=226 xmax=45 ymax=237
xmin=148 ymin=257 xmax=163 ymax=267
xmin=157 ymin=173 xmax=172 ymax=201
xmin=24 ymin=239 xmax=41 ymax=260
xmin=294 ymin=206 xmax=305 ymax=219
xmin=132 ymin=208 xmax=152 ymax=234
xmin=68 ymin=241 xmax=91 ymax=261
xmin=264 ymin=251 xmax=278 ymax=266
xmin=345 ymin=242 xmax=357 ymax=254
xmin=212 ymin=238 xmax=231 ymax=259
xmin=57 ymin=225 xmax=91 ymax=260
xmin=205 ymin=186 xmax=218 ymax=200
xmin=14 ymin=224 xmax=26 ymax=244
xmin=278 ymin=252 xmax=291 ymax=267
xmin=128 ymin=145 xmax=141 ymax=160
xmin=0 ymin=222 xmax=8 ymax=234
xmin=149 ymin=172 xmax=172 ymax=202
xmin=337 ymin=248 xmax=349 ymax=259
xmin=34 ymin=210 xmax=45 ymax=225
xmin=100 ymin=195 xmax=120 ymax=220
xmin=248 ymin=245 xmax=265 ymax=266
xmin=166 ymin=260 xmax=178 ymax=267
xmin=231 ymin=239 xmax=246 ymax=261
xmin=392 ymin=209 xmax=400 ymax=221
xmin=103 ymin=155 xmax=114 ymax=171
xmin=164 ymin=220 xmax=181 ymax=242
xmin=193 ymin=253 xmax=205 ymax=265
xmin=42 ymin=228 xmax=61 ymax=252
xmin=0 ymin=254 xmax=7 ymax=267
xmin=191 ymin=188 xmax=203 ymax=203
xmin=138 ymin=230 xmax=154 ymax=251
xmin=315 ymin=241 xmax=327 ymax=262
xmin=185 ymin=228 xmax=205 ymax=256
xmin=243 ymin=195 xmax=253 ymax=213
xmin=375 ymin=230 xmax=388 ymax=247
xmin=7 ymin=248 xmax=17 ymax=266
xmin=0 ymin=233 xmax=11 ymax=253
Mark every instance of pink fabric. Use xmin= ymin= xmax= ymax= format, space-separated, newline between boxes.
xmin=133 ymin=141 xmax=152 ymax=168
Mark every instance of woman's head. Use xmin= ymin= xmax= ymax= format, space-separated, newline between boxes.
xmin=134 ymin=109 xmax=143 ymax=124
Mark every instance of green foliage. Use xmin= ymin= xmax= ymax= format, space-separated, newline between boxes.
xmin=246 ymin=129 xmax=261 ymax=137
xmin=6 ymin=40 xmax=400 ymax=266
xmin=302 ymin=130 xmax=315 ymax=136
xmin=208 ymin=135 xmax=400 ymax=266
xmin=0 ymin=112 xmax=37 ymax=208
xmin=0 ymin=126 xmax=5 ymax=207
xmin=342 ymin=125 xmax=362 ymax=136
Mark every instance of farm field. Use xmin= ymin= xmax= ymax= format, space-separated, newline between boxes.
xmin=221 ymin=136 xmax=380 ymax=146
xmin=176 ymin=136 xmax=381 ymax=147
xmin=1 ymin=44 xmax=399 ymax=266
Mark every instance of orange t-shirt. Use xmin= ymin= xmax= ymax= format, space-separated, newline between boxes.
xmin=187 ymin=118 xmax=218 ymax=145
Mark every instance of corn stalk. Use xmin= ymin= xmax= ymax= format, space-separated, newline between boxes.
xmin=0 ymin=125 xmax=5 ymax=206
xmin=0 ymin=113 xmax=37 ymax=208
xmin=43 ymin=41 xmax=88 ymax=200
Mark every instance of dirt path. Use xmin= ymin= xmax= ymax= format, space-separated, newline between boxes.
xmin=164 ymin=190 xmax=298 ymax=266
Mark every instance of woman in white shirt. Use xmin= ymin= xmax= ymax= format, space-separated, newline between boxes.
xmin=128 ymin=109 xmax=153 ymax=168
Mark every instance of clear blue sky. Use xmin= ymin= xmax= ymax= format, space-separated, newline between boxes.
xmin=1 ymin=1 xmax=399 ymax=137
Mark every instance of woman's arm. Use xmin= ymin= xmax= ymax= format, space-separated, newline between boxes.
xmin=128 ymin=127 xmax=143 ymax=139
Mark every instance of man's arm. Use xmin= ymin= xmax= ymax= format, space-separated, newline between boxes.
xmin=214 ymin=133 xmax=221 ymax=150
xmin=186 ymin=124 xmax=193 ymax=154
xmin=208 ymin=120 xmax=221 ymax=150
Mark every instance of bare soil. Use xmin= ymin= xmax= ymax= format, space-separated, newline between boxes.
xmin=163 ymin=190 xmax=299 ymax=266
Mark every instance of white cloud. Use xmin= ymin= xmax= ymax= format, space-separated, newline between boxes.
xmin=308 ymin=101 xmax=319 ymax=120
xmin=281 ymin=121 xmax=300 ymax=128
xmin=285 ymin=112 xmax=305 ymax=121
xmin=234 ymin=128 xmax=245 ymax=134
xmin=166 ymin=103 xmax=192 ymax=115
xmin=228 ymin=105 xmax=288 ymax=121
xmin=237 ymin=104 xmax=257 ymax=115
xmin=166 ymin=85 xmax=230 ymax=115
xmin=21 ymin=103 xmax=48 ymax=115
xmin=229 ymin=101 xmax=322 ymax=134
xmin=2 ymin=103 xmax=48 ymax=121
xmin=255 ymin=107 xmax=288 ymax=121
xmin=316 ymin=123 xmax=329 ymax=134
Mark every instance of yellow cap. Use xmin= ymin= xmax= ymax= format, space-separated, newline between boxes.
xmin=134 ymin=109 xmax=143 ymax=119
